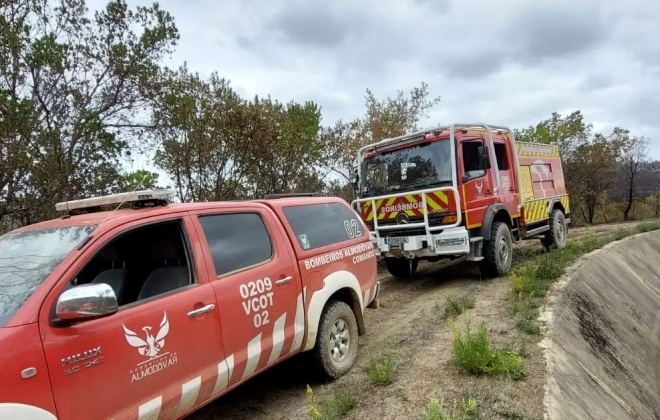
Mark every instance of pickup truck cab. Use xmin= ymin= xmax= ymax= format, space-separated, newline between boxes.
xmin=0 ymin=190 xmax=379 ymax=420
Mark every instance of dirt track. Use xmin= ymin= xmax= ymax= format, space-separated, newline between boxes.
xmin=188 ymin=221 xmax=638 ymax=420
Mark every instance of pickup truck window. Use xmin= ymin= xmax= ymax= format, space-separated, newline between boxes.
xmin=283 ymin=202 xmax=364 ymax=251
xmin=0 ymin=225 xmax=95 ymax=326
xmin=66 ymin=220 xmax=193 ymax=306
xmin=198 ymin=213 xmax=273 ymax=277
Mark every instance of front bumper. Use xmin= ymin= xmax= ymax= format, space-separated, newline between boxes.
xmin=370 ymin=227 xmax=470 ymax=258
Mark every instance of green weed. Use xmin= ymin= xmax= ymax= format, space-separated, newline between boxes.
xmin=443 ymin=294 xmax=477 ymax=319
xmin=421 ymin=396 xmax=480 ymax=420
xmin=306 ymin=384 xmax=358 ymax=420
xmin=365 ymin=352 xmax=397 ymax=386
xmin=450 ymin=321 xmax=525 ymax=380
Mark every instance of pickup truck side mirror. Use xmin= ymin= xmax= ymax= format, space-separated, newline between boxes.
xmin=55 ymin=283 xmax=118 ymax=323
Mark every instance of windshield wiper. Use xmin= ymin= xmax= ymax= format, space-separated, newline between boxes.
xmin=394 ymin=179 xmax=451 ymax=192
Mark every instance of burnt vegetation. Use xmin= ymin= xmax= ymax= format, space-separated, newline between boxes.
xmin=1 ymin=0 xmax=659 ymax=234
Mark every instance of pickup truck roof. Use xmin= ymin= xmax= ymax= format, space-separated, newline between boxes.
xmin=14 ymin=195 xmax=349 ymax=233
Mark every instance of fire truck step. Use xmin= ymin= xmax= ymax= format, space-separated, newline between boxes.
xmin=468 ymin=236 xmax=484 ymax=261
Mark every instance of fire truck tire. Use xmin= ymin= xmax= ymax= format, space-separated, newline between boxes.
xmin=385 ymin=257 xmax=419 ymax=279
xmin=312 ymin=300 xmax=359 ymax=380
xmin=480 ymin=221 xmax=513 ymax=277
xmin=541 ymin=209 xmax=567 ymax=251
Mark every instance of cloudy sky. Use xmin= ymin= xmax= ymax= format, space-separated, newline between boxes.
xmin=91 ymin=0 xmax=660 ymax=174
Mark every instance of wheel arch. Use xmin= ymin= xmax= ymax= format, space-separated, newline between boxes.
xmin=0 ymin=404 xmax=57 ymax=420
xmin=301 ymin=270 xmax=365 ymax=352
xmin=478 ymin=204 xmax=513 ymax=241
xmin=549 ymin=199 xmax=566 ymax=217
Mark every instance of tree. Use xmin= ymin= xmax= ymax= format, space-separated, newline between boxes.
xmin=115 ymin=170 xmax=161 ymax=192
xmin=322 ymin=82 xmax=441 ymax=197
xmin=0 ymin=0 xmax=179 ymax=226
xmin=240 ymin=96 xmax=324 ymax=198
xmin=514 ymin=111 xmax=591 ymax=160
xmin=153 ymin=67 xmax=249 ymax=202
xmin=620 ymin=134 xmax=649 ymax=220
xmin=152 ymin=67 xmax=326 ymax=201
xmin=565 ymin=131 xmax=627 ymax=224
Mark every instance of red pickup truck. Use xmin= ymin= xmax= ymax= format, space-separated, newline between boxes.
xmin=0 ymin=190 xmax=379 ymax=420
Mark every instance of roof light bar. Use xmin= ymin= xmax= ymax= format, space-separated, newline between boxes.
xmin=55 ymin=189 xmax=176 ymax=213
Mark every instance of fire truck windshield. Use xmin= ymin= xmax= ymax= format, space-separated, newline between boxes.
xmin=361 ymin=139 xmax=452 ymax=197
xmin=0 ymin=224 xmax=96 ymax=326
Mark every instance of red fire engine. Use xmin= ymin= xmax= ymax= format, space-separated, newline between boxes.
xmin=351 ymin=123 xmax=570 ymax=278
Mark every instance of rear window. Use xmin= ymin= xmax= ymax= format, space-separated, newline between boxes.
xmin=282 ymin=202 xmax=365 ymax=251
xmin=0 ymin=225 xmax=95 ymax=326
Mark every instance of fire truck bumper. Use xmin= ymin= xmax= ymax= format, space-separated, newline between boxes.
xmin=370 ymin=227 xmax=470 ymax=258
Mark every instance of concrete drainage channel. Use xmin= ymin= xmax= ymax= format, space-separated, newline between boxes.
xmin=540 ymin=230 xmax=660 ymax=420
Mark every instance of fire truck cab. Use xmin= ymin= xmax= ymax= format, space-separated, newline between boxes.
xmin=351 ymin=123 xmax=570 ymax=279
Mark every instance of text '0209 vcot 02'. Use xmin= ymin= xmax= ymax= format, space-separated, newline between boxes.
xmin=0 ymin=190 xmax=379 ymax=420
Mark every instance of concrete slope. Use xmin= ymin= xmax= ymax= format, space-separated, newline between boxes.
xmin=541 ymin=230 xmax=660 ymax=420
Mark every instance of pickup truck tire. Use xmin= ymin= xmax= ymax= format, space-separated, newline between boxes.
xmin=480 ymin=221 xmax=513 ymax=277
xmin=313 ymin=300 xmax=359 ymax=380
xmin=541 ymin=209 xmax=567 ymax=251
xmin=385 ymin=257 xmax=419 ymax=279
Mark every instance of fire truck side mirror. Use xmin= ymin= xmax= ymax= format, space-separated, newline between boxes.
xmin=478 ymin=145 xmax=491 ymax=170
xmin=350 ymin=167 xmax=359 ymax=186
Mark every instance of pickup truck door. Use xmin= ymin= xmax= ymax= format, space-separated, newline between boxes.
xmin=189 ymin=205 xmax=304 ymax=388
xmin=38 ymin=214 xmax=227 ymax=420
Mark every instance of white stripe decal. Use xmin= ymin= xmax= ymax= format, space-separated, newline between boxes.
xmin=212 ymin=354 xmax=234 ymax=396
xmin=290 ymin=288 xmax=306 ymax=352
xmin=268 ymin=313 xmax=287 ymax=365
xmin=242 ymin=333 xmax=262 ymax=379
xmin=178 ymin=376 xmax=202 ymax=414
xmin=364 ymin=288 xmax=371 ymax=308
xmin=138 ymin=396 xmax=162 ymax=420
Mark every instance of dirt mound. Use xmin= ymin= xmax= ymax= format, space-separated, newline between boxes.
xmin=541 ymin=230 xmax=660 ymax=420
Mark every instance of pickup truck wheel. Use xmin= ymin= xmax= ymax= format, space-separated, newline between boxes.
xmin=479 ymin=221 xmax=513 ymax=277
xmin=313 ymin=300 xmax=359 ymax=380
xmin=541 ymin=209 xmax=567 ymax=251
xmin=385 ymin=257 xmax=419 ymax=279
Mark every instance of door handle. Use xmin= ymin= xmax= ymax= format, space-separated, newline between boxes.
xmin=187 ymin=304 xmax=215 ymax=317
xmin=275 ymin=276 xmax=293 ymax=286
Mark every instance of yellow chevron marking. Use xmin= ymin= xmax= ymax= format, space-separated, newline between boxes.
xmin=426 ymin=194 xmax=443 ymax=211
xmin=434 ymin=190 xmax=449 ymax=206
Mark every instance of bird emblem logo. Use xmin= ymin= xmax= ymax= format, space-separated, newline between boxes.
xmin=122 ymin=312 xmax=170 ymax=358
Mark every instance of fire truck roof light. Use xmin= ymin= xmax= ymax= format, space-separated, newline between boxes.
xmin=55 ymin=189 xmax=176 ymax=212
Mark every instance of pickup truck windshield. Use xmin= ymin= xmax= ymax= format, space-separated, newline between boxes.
xmin=361 ymin=139 xmax=452 ymax=197
xmin=0 ymin=225 xmax=95 ymax=327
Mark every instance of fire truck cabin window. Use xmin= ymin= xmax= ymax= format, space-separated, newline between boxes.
xmin=362 ymin=140 xmax=452 ymax=197
xmin=462 ymin=140 xmax=486 ymax=179
xmin=494 ymin=143 xmax=509 ymax=170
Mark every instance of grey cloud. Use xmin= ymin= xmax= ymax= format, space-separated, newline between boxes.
xmin=509 ymin=6 xmax=612 ymax=65
xmin=100 ymin=0 xmax=660 ymax=160
xmin=578 ymin=73 xmax=614 ymax=93
xmin=438 ymin=51 xmax=508 ymax=80
xmin=268 ymin=2 xmax=351 ymax=48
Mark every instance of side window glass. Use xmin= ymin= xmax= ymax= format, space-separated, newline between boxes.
xmin=494 ymin=143 xmax=509 ymax=170
xmin=462 ymin=140 xmax=486 ymax=179
xmin=67 ymin=220 xmax=193 ymax=307
xmin=283 ymin=202 xmax=364 ymax=251
xmin=198 ymin=213 xmax=273 ymax=277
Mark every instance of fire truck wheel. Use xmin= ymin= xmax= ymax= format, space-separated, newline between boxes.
xmin=313 ymin=300 xmax=359 ymax=380
xmin=480 ymin=221 xmax=513 ymax=277
xmin=385 ymin=257 xmax=419 ymax=279
xmin=542 ymin=209 xmax=567 ymax=251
